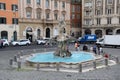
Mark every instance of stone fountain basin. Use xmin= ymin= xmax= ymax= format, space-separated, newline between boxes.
xmin=25 ymin=51 xmax=96 ymax=68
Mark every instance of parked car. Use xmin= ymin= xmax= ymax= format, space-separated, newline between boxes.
xmin=0 ymin=39 xmax=9 ymax=47
xmin=36 ymin=39 xmax=46 ymax=45
xmin=11 ymin=39 xmax=31 ymax=46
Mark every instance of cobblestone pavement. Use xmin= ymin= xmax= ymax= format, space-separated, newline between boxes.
xmin=0 ymin=46 xmax=120 ymax=80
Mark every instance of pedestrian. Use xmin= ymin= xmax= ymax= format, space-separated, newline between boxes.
xmin=90 ymin=46 xmax=93 ymax=52
xmin=75 ymin=42 xmax=78 ymax=51
xmin=83 ymin=44 xmax=88 ymax=51
xmin=93 ymin=44 xmax=97 ymax=54
xmin=99 ymin=46 xmax=103 ymax=54
xmin=77 ymin=42 xmax=80 ymax=51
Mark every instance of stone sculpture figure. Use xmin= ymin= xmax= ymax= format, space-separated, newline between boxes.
xmin=54 ymin=18 xmax=72 ymax=57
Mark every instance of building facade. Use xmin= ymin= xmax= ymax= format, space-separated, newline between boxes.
xmin=82 ymin=0 xmax=120 ymax=38
xmin=0 ymin=0 xmax=19 ymax=41
xmin=18 ymin=0 xmax=70 ymax=42
xmin=70 ymin=0 xmax=82 ymax=38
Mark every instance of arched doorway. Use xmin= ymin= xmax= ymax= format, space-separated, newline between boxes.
xmin=84 ymin=29 xmax=91 ymax=35
xmin=26 ymin=27 xmax=33 ymax=42
xmin=1 ymin=31 xmax=8 ymax=39
xmin=13 ymin=31 xmax=17 ymax=41
xmin=95 ymin=30 xmax=102 ymax=38
xmin=46 ymin=28 xmax=50 ymax=38
xmin=116 ymin=29 xmax=120 ymax=34
xmin=106 ymin=29 xmax=113 ymax=35
xmin=37 ymin=29 xmax=41 ymax=39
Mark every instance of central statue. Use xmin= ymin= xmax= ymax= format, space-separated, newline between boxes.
xmin=54 ymin=18 xmax=72 ymax=57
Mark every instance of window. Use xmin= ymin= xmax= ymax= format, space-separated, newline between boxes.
xmin=71 ymin=14 xmax=75 ymax=19
xmin=71 ymin=23 xmax=75 ymax=27
xmin=54 ymin=13 xmax=58 ymax=20
xmin=96 ymin=0 xmax=102 ymax=6
xmin=76 ymin=6 xmax=80 ymax=12
xmin=46 ymin=0 xmax=49 ymax=8
xmin=107 ymin=0 xmax=113 ymax=4
xmin=96 ymin=18 xmax=101 ymax=25
xmin=85 ymin=19 xmax=91 ymax=25
xmin=36 ymin=12 xmax=41 ymax=19
xmin=0 ymin=17 xmax=6 ymax=24
xmin=12 ymin=4 xmax=18 ymax=11
xmin=12 ymin=18 xmax=18 ymax=24
xmin=72 ymin=5 xmax=75 ymax=12
xmin=77 ymin=23 xmax=80 ymax=28
xmin=46 ymin=13 xmax=50 ymax=20
xmin=0 ymin=3 xmax=6 ymax=10
xmin=107 ymin=17 xmax=111 ymax=24
xmin=77 ymin=14 xmax=80 ymax=19
xmin=96 ymin=10 xmax=101 ymax=15
xmin=54 ymin=1 xmax=58 ymax=8
xmin=27 ymin=0 xmax=31 ymax=4
xmin=107 ymin=9 xmax=112 ymax=14
xmin=26 ymin=11 xmax=31 ymax=18
xmin=85 ymin=10 xmax=91 ymax=16
xmin=62 ymin=14 xmax=65 ymax=20
xmin=62 ymin=1 xmax=65 ymax=8
xmin=36 ymin=0 xmax=41 ymax=5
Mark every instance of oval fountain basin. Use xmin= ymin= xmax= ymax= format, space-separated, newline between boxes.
xmin=28 ymin=51 xmax=94 ymax=63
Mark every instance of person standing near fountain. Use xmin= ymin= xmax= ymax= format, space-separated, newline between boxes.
xmin=74 ymin=42 xmax=80 ymax=51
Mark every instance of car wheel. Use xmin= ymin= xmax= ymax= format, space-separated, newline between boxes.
xmin=16 ymin=44 xmax=19 ymax=46
xmin=26 ymin=43 xmax=29 ymax=46
xmin=4 ymin=44 xmax=8 ymax=47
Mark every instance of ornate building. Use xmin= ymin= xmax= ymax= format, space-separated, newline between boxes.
xmin=82 ymin=0 xmax=120 ymax=38
xmin=0 ymin=0 xmax=19 ymax=41
xmin=18 ymin=0 xmax=70 ymax=42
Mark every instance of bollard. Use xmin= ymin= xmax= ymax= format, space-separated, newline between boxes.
xmin=9 ymin=58 xmax=13 ymax=66
xmin=20 ymin=50 xmax=23 ymax=56
xmin=14 ymin=55 xmax=17 ymax=62
xmin=17 ymin=52 xmax=21 ymax=59
xmin=36 ymin=63 xmax=40 ymax=71
xmin=93 ymin=61 xmax=96 ymax=69
xmin=105 ymin=58 xmax=108 ymax=66
xmin=17 ymin=61 xmax=21 ymax=70
xmin=116 ymin=57 xmax=119 ymax=64
xmin=78 ymin=63 xmax=82 ymax=72
xmin=56 ymin=63 xmax=60 ymax=71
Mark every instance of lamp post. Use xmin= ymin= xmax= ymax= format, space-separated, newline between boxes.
xmin=13 ymin=9 xmax=18 ymax=41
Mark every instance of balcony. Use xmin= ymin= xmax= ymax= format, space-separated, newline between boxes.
xmin=19 ymin=18 xmax=43 ymax=23
xmin=42 ymin=19 xmax=53 ymax=24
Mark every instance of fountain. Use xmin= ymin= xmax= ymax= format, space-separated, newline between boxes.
xmin=53 ymin=18 xmax=72 ymax=57
xmin=27 ymin=18 xmax=95 ymax=63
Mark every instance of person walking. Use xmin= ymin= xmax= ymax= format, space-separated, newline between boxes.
xmin=93 ymin=44 xmax=97 ymax=55
xmin=99 ymin=46 xmax=103 ymax=54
